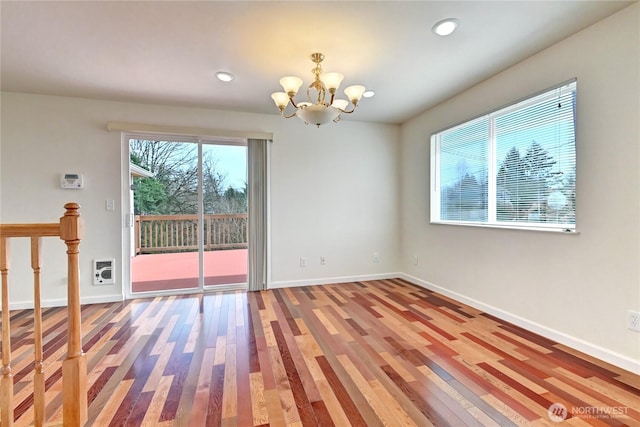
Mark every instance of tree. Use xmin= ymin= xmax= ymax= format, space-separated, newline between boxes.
xmin=202 ymin=152 xmax=231 ymax=214
xmin=521 ymin=141 xmax=557 ymax=218
xmin=131 ymin=152 xmax=168 ymax=214
xmin=130 ymin=140 xmax=200 ymax=213
xmin=496 ymin=141 xmax=557 ymax=222
xmin=496 ymin=147 xmax=525 ymax=220
xmin=222 ymin=185 xmax=248 ymax=213
xmin=442 ymin=172 xmax=484 ymax=221
xmin=130 ymin=140 xmax=247 ymax=215
xmin=133 ymin=177 xmax=167 ymax=214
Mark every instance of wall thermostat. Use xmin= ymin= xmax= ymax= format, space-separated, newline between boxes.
xmin=93 ymin=258 xmax=115 ymax=285
xmin=61 ymin=173 xmax=84 ymax=189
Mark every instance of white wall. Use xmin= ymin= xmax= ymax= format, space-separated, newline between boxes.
xmin=269 ymin=122 xmax=400 ymax=287
xmin=400 ymin=4 xmax=640 ymax=372
xmin=0 ymin=93 xmax=399 ymax=305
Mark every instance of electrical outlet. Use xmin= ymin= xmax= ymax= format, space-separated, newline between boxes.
xmin=628 ymin=310 xmax=640 ymax=332
xmin=320 ymin=256 xmax=326 ymax=265
xmin=373 ymin=252 xmax=379 ymax=263
xmin=300 ymin=257 xmax=307 ymax=267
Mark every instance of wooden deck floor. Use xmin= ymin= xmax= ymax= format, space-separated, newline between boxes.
xmin=4 ymin=279 xmax=640 ymax=426
xmin=131 ymin=249 xmax=247 ymax=293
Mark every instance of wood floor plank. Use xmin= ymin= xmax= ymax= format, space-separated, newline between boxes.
xmin=141 ymin=341 xmax=175 ymax=393
xmin=368 ymin=377 xmax=423 ymax=426
xmin=141 ymin=374 xmax=173 ymax=426
xmin=270 ymin=320 xmax=318 ymax=427
xmin=312 ymin=377 xmax=350 ymax=426
xmin=462 ymin=357 xmax=543 ymax=421
xmin=3 ymin=281 xmax=639 ymax=426
xmin=315 ymin=354 xmax=373 ymax=427
xmin=263 ymin=388 xmax=286 ymax=426
xmin=159 ymin=351 xmax=194 ymax=421
xmin=553 ymin=367 xmax=640 ymax=419
xmin=205 ymin=364 xmax=225 ymax=426
xmin=93 ymin=378 xmax=133 ymax=426
xmin=221 ymin=342 xmax=237 ymax=421
xmin=337 ymin=353 xmax=409 ymax=427
xmin=187 ymin=347 xmax=216 ymax=426
xmin=266 ymin=344 xmax=300 ymax=425
xmin=249 ymin=372 xmax=269 ymax=426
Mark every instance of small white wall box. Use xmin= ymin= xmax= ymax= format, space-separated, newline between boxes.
xmin=93 ymin=258 xmax=115 ymax=285
xmin=61 ymin=173 xmax=84 ymax=189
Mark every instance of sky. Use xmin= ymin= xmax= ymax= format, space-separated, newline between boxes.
xmin=204 ymin=144 xmax=248 ymax=190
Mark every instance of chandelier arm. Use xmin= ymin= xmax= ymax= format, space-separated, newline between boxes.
xmin=289 ymin=97 xmax=300 ymax=109
xmin=336 ymin=104 xmax=359 ymax=114
xmin=277 ymin=102 xmax=299 ymax=119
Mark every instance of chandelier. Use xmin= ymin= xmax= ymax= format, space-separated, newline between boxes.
xmin=271 ymin=53 xmax=366 ymax=127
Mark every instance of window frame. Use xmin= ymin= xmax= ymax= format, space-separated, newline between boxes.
xmin=430 ymin=79 xmax=577 ymax=233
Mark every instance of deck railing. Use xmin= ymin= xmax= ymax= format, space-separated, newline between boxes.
xmin=135 ymin=213 xmax=247 ymax=254
xmin=0 ymin=203 xmax=87 ymax=427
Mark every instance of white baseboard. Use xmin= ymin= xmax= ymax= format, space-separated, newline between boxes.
xmin=400 ymin=273 xmax=640 ymax=376
xmin=81 ymin=294 xmax=125 ymax=305
xmin=269 ymin=272 xmax=401 ymax=289
xmin=9 ymin=294 xmax=124 ymax=310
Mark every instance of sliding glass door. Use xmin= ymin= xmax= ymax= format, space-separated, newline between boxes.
xmin=128 ymin=136 xmax=247 ymax=295
xmin=202 ymin=143 xmax=248 ymax=289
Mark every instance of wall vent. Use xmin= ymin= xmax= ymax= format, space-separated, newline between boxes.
xmin=93 ymin=258 xmax=115 ymax=285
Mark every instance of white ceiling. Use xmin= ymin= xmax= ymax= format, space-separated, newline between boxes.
xmin=1 ymin=1 xmax=633 ymax=124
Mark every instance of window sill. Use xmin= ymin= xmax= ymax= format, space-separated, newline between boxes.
xmin=430 ymin=220 xmax=579 ymax=234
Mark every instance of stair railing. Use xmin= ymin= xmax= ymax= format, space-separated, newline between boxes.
xmin=0 ymin=203 xmax=87 ymax=426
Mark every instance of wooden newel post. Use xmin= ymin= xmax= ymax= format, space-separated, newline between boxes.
xmin=59 ymin=203 xmax=87 ymax=426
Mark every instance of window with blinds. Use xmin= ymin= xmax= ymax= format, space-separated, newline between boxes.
xmin=430 ymin=80 xmax=577 ymax=231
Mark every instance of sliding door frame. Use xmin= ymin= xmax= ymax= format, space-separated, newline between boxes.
xmin=120 ymin=131 xmax=263 ymax=300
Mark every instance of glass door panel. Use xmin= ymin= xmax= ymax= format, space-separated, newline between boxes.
xmin=130 ymin=139 xmax=200 ymax=294
xmin=202 ymin=143 xmax=248 ymax=288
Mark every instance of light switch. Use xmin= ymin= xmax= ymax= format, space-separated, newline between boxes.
xmin=105 ymin=199 xmax=115 ymax=211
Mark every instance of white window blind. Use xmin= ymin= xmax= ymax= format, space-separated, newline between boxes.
xmin=431 ymin=80 xmax=577 ymax=231
xmin=438 ymin=117 xmax=489 ymax=222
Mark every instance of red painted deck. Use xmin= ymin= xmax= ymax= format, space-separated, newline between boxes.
xmin=131 ymin=249 xmax=247 ymax=293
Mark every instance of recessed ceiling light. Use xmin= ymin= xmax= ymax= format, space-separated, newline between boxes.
xmin=216 ymin=71 xmax=235 ymax=82
xmin=432 ymin=18 xmax=459 ymax=36
xmin=363 ymin=90 xmax=375 ymax=98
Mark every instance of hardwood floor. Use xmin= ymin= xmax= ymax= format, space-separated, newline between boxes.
xmin=3 ymin=278 xmax=640 ymax=426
